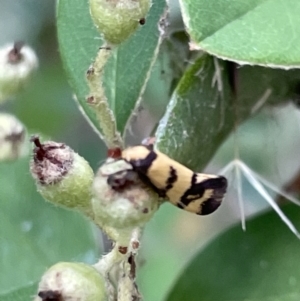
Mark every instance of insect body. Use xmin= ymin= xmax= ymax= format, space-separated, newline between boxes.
xmin=121 ymin=146 xmax=227 ymax=215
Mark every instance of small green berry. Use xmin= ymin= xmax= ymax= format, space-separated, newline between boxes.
xmin=0 ymin=42 xmax=38 ymax=103
xmin=0 ymin=113 xmax=27 ymax=162
xmin=35 ymin=262 xmax=107 ymax=301
xmin=29 ymin=136 xmax=94 ymax=217
xmin=92 ymin=158 xmax=159 ymax=229
xmin=89 ymin=0 xmax=151 ymax=45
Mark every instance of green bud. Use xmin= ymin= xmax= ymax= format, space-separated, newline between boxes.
xmin=92 ymin=158 xmax=159 ymax=229
xmin=34 ymin=262 xmax=107 ymax=301
xmin=29 ymin=136 xmax=94 ymax=217
xmin=89 ymin=0 xmax=151 ymax=45
xmin=0 ymin=42 xmax=38 ymax=103
xmin=0 ymin=113 xmax=27 ymax=162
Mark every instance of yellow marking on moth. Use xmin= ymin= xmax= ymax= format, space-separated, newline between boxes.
xmin=182 ymin=189 xmax=214 ymax=213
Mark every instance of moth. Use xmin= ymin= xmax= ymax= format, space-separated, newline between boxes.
xmin=108 ymin=145 xmax=227 ymax=215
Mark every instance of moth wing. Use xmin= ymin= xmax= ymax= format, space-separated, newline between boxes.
xmin=173 ymin=174 xmax=227 ymax=215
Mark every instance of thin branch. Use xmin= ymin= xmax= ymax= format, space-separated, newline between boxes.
xmin=86 ymin=46 xmax=123 ymax=149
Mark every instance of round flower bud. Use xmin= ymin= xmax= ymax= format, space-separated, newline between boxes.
xmin=0 ymin=113 xmax=27 ymax=162
xmin=29 ymin=136 xmax=94 ymax=217
xmin=0 ymin=42 xmax=38 ymax=103
xmin=89 ymin=0 xmax=151 ymax=45
xmin=34 ymin=262 xmax=107 ymax=301
xmin=92 ymin=158 xmax=159 ymax=229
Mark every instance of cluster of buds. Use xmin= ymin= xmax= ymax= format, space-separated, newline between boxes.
xmin=30 ymin=136 xmax=159 ymax=231
xmin=0 ymin=42 xmax=37 ymax=162
xmin=28 ymin=1 xmax=158 ymax=299
xmin=29 ymin=137 xmax=160 ymax=300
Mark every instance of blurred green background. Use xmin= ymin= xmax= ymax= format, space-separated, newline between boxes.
xmin=1 ymin=1 xmax=300 ymax=301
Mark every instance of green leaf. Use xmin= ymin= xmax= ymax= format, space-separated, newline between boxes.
xmin=0 ymin=283 xmax=37 ymax=301
xmin=179 ymin=0 xmax=300 ymax=68
xmin=166 ymin=204 xmax=300 ymax=301
xmin=57 ymin=0 xmax=167 ymax=136
xmin=156 ymin=54 xmax=300 ymax=171
xmin=0 ymin=157 xmax=99 ymax=292
xmin=13 ymin=63 xmax=76 ymax=136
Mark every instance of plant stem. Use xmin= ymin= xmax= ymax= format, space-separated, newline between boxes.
xmin=86 ymin=45 xmax=123 ymax=149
